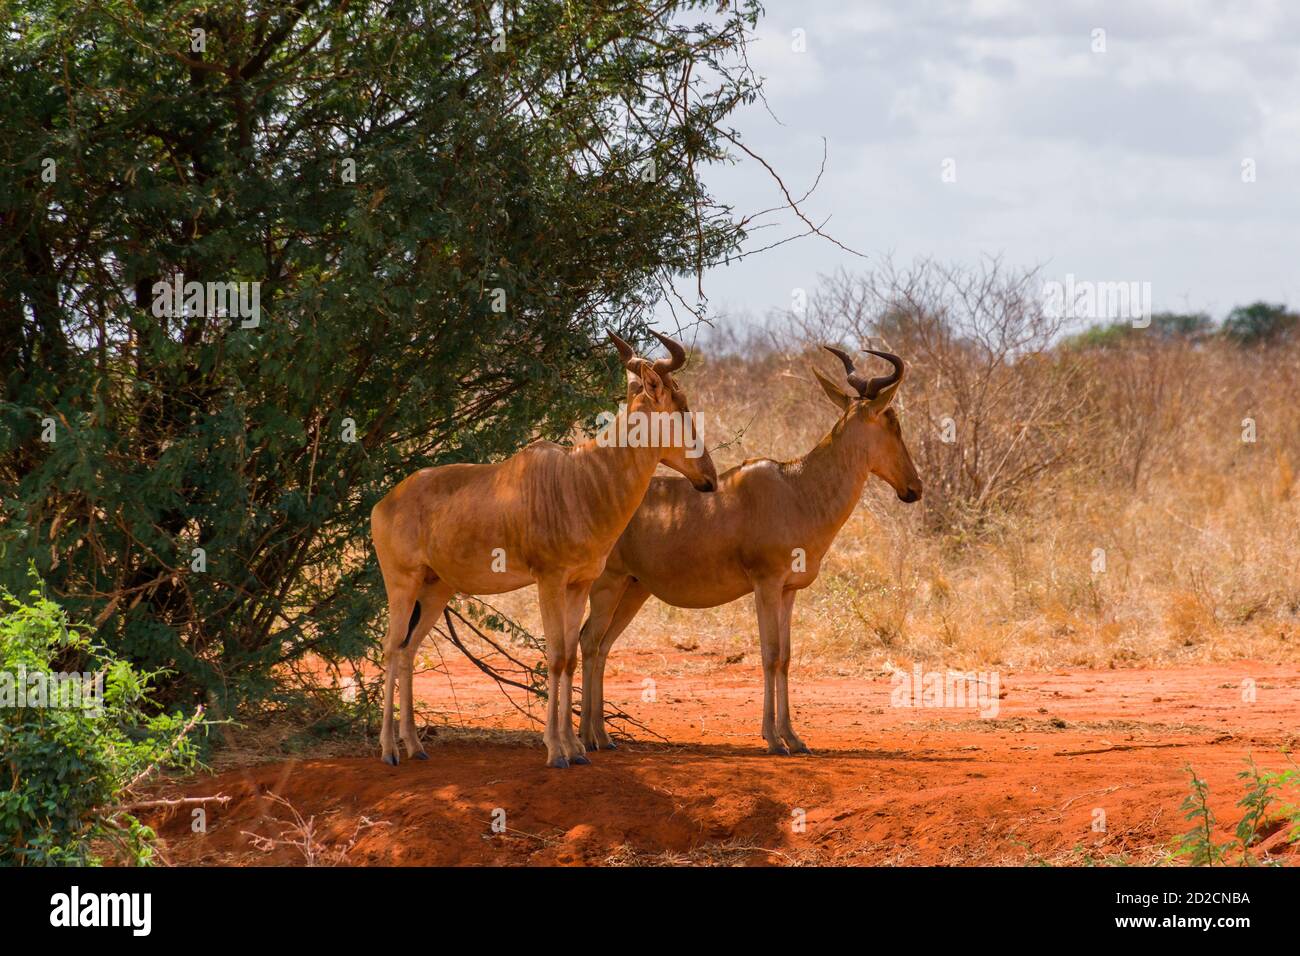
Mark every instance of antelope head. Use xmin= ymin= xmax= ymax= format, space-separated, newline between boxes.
xmin=814 ymin=346 xmax=923 ymax=503
xmin=608 ymin=330 xmax=718 ymax=492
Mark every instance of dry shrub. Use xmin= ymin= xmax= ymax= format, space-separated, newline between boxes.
xmin=757 ymin=258 xmax=1093 ymax=531
xmin=1078 ymin=339 xmax=1197 ymax=489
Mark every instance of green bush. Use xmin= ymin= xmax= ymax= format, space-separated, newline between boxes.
xmin=0 ymin=0 xmax=758 ymax=714
xmin=0 ymin=569 xmax=201 ymax=865
xmin=1064 ymin=311 xmax=1213 ymax=349
xmin=1222 ymin=302 xmax=1298 ymax=345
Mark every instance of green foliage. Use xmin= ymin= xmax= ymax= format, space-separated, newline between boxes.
xmin=1168 ymin=758 xmax=1299 ymax=867
xmin=1222 ymin=301 xmax=1298 ymax=345
xmin=1 ymin=567 xmax=202 ymax=865
xmin=1067 ymin=304 xmax=1300 ymax=351
xmin=1171 ymin=765 xmax=1233 ymax=865
xmin=0 ymin=1 xmax=758 ymax=711
xmin=1065 ymin=311 xmax=1213 ymax=350
xmin=1153 ymin=311 xmax=1216 ymax=339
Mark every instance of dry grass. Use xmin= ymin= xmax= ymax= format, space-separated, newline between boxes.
xmin=601 ymin=839 xmax=821 ymax=867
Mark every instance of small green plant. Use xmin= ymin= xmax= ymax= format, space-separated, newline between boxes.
xmin=1171 ymin=765 xmax=1234 ymax=865
xmin=1 ymin=567 xmax=204 ymax=865
xmin=1168 ymin=758 xmax=1299 ymax=866
xmin=1233 ymin=759 xmax=1282 ymax=865
xmin=1271 ymin=764 xmax=1300 ymax=846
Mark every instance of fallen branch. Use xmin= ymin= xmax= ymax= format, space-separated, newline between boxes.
xmin=441 ymin=604 xmax=667 ymax=743
xmin=117 ymin=794 xmax=231 ymax=811
xmin=441 ymin=608 xmax=540 ymax=698
xmin=1054 ymin=742 xmax=1190 ymax=757
xmin=119 ymin=705 xmax=206 ymax=795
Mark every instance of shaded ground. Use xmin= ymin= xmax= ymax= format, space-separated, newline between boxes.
xmin=141 ymin=655 xmax=1300 ymax=865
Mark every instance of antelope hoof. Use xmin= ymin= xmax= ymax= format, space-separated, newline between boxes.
xmin=403 ymin=740 xmax=427 ymax=759
xmin=570 ymin=753 xmax=591 ymax=765
xmin=766 ymin=742 xmax=791 ymax=756
xmin=790 ymin=745 xmax=814 ymax=756
xmin=601 ymin=740 xmax=618 ymax=751
xmin=547 ymin=755 xmax=570 ymax=769
xmin=382 ymin=753 xmax=399 ymax=767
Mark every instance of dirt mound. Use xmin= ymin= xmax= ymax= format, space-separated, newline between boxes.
xmin=141 ymin=659 xmax=1300 ymax=865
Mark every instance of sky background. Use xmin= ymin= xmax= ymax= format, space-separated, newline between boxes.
xmin=668 ymin=0 xmax=1300 ymax=328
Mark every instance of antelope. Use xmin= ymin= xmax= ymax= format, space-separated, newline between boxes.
xmin=370 ymin=331 xmax=717 ymax=768
xmin=577 ymin=347 xmax=922 ymax=755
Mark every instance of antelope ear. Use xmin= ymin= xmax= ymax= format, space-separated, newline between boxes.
xmin=866 ymin=378 xmax=902 ymax=414
xmin=812 ymin=366 xmax=852 ymax=412
xmin=625 ymin=367 xmax=643 ymax=393
xmin=638 ymin=362 xmax=666 ymax=403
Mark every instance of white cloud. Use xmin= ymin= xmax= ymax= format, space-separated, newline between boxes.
xmin=669 ymin=0 xmax=1300 ymax=325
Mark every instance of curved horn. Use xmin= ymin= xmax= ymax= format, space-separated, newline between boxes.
xmin=650 ymin=330 xmax=687 ymax=374
xmin=823 ymin=345 xmax=871 ymax=396
xmin=606 ymin=329 xmax=638 ymax=371
xmin=860 ymin=349 xmax=905 ymax=399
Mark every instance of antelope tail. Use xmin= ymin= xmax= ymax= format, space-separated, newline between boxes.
xmin=400 ymin=601 xmax=421 ymax=649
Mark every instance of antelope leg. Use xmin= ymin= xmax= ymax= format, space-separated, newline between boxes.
xmin=753 ymin=579 xmax=789 ymax=756
xmin=775 ymin=587 xmax=810 ymax=754
xmin=379 ymin=576 xmax=420 ymax=766
xmin=561 ymin=581 xmax=594 ymax=763
xmin=537 ymin=576 xmax=571 ymax=768
xmin=398 ymin=582 xmax=454 ymax=760
xmin=580 ymin=576 xmax=651 ymax=750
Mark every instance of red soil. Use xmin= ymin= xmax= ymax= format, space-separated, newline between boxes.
xmin=142 ymin=655 xmax=1300 ymax=865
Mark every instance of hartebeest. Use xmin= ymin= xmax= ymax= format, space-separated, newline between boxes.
xmin=577 ymin=347 xmax=922 ymax=755
xmin=370 ymin=332 xmax=717 ymax=767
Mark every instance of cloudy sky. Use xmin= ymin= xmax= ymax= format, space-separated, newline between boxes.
xmin=674 ymin=0 xmax=1300 ymax=327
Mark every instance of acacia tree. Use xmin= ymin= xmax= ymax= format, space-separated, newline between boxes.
xmin=0 ymin=0 xmax=761 ymax=711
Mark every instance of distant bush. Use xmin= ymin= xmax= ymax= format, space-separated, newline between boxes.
xmin=0 ymin=569 xmax=202 ymax=865
xmin=1222 ymin=302 xmax=1298 ymax=346
xmin=1065 ymin=311 xmax=1213 ymax=350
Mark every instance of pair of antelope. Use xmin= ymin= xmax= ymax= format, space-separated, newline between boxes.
xmin=370 ymin=332 xmax=921 ymax=767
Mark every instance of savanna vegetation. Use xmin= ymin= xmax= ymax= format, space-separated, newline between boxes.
xmin=564 ymin=259 xmax=1300 ymax=674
